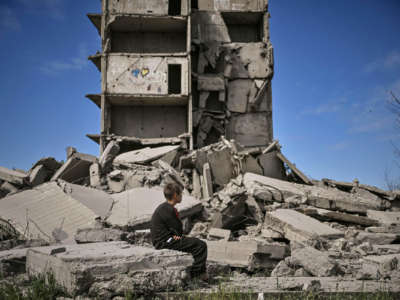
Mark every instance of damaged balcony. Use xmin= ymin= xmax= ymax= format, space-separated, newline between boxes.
xmin=195 ymin=0 xmax=268 ymax=12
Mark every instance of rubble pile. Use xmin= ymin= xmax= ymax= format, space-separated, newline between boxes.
xmin=1 ymin=138 xmax=400 ymax=297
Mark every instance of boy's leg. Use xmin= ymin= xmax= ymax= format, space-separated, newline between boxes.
xmin=164 ymin=236 xmax=207 ymax=277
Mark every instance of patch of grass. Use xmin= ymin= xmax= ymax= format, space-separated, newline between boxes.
xmin=0 ymin=273 xmax=68 ymax=300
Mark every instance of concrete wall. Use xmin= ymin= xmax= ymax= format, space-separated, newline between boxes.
xmin=107 ymin=55 xmax=189 ymax=95
xmin=111 ymin=105 xmax=187 ymax=138
xmin=108 ymin=0 xmax=189 ymax=16
xmin=197 ymin=0 xmax=267 ymax=11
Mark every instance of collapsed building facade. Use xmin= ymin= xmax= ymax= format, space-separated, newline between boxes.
xmin=1 ymin=1 xmax=400 ymax=299
xmin=86 ymin=0 xmax=273 ymax=152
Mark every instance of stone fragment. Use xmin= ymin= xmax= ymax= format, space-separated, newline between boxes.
xmin=270 ymin=260 xmax=294 ymax=277
xmin=0 ymin=181 xmax=18 ymax=194
xmin=192 ymin=11 xmax=230 ymax=43
xmin=291 ymin=246 xmax=338 ymax=277
xmin=366 ymin=225 xmax=400 ymax=233
xmin=264 ymin=209 xmax=343 ymax=243
xmin=113 ymin=145 xmax=180 ymax=166
xmin=367 ymin=210 xmax=400 ymax=225
xmin=99 ymin=140 xmax=120 ymax=171
xmin=51 ymin=152 xmax=97 ymax=184
xmin=258 ymin=150 xmax=286 ymax=180
xmin=89 ymin=163 xmax=101 ymax=187
xmin=246 ymin=196 xmax=264 ymax=224
xmin=355 ymin=232 xmax=399 ymax=245
xmin=31 ymin=157 xmax=62 ymax=173
xmin=241 ymin=155 xmax=263 ymax=175
xmin=208 ymin=228 xmax=231 ymax=241
xmin=206 ymin=240 xmax=287 ymax=270
xmin=360 ymin=254 xmax=400 ymax=279
xmin=0 ymin=181 xmax=113 ymax=243
xmin=294 ymin=268 xmax=311 ymax=277
xmin=108 ymin=187 xmax=202 ymax=229
xmin=192 ymin=169 xmax=202 ymax=199
xmin=0 ymin=166 xmax=28 ymax=186
xmin=207 ymin=147 xmax=234 ymax=187
xmin=75 ymin=228 xmax=124 ymax=244
xmin=202 ymin=163 xmax=213 ymax=198
xmin=26 ymin=242 xmax=193 ymax=296
xmin=227 ymin=79 xmax=252 ymax=113
xmin=244 ymin=173 xmax=387 ymax=214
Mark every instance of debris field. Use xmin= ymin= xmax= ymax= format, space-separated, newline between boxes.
xmin=1 ymin=138 xmax=400 ymax=298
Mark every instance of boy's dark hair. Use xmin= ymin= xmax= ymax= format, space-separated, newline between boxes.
xmin=163 ymin=182 xmax=182 ymax=200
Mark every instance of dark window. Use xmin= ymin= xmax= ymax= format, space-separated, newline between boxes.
xmin=168 ymin=0 xmax=181 ymax=15
xmin=191 ymin=0 xmax=198 ymax=9
xmin=168 ymin=64 xmax=181 ymax=94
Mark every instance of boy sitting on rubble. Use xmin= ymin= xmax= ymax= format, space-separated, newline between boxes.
xmin=151 ymin=182 xmax=208 ymax=282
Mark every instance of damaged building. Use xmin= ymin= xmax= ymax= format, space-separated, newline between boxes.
xmin=86 ymin=0 xmax=273 ymax=152
xmin=1 ymin=0 xmax=400 ymax=298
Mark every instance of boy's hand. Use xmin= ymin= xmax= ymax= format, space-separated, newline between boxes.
xmin=173 ymin=235 xmax=182 ymax=240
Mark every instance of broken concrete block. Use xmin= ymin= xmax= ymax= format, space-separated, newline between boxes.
xmin=206 ymin=239 xmax=287 ymax=270
xmin=192 ymin=169 xmax=202 ymax=199
xmin=0 ymin=166 xmax=28 ymax=186
xmin=360 ymin=254 xmax=400 ymax=279
xmin=26 ymin=242 xmax=193 ymax=296
xmin=243 ymin=173 xmax=387 ymax=214
xmin=107 ymin=187 xmax=202 ymax=229
xmin=241 ymin=155 xmax=263 ymax=175
xmin=0 ymin=181 xmax=114 ymax=243
xmin=291 ymin=246 xmax=338 ymax=277
xmin=198 ymin=74 xmax=225 ymax=91
xmin=246 ymin=196 xmax=264 ymax=224
xmin=51 ymin=152 xmax=97 ymax=184
xmin=29 ymin=164 xmax=50 ymax=187
xmin=258 ymin=150 xmax=286 ymax=180
xmin=113 ymin=145 xmax=180 ymax=166
xmin=202 ymin=163 xmax=213 ymax=198
xmin=66 ymin=146 xmax=77 ymax=159
xmin=89 ymin=163 xmax=101 ymax=187
xmin=276 ymin=152 xmax=312 ymax=185
xmin=367 ymin=210 xmax=400 ymax=225
xmin=75 ymin=228 xmax=124 ymax=244
xmin=355 ymin=232 xmax=399 ymax=245
xmin=0 ymin=181 xmax=19 ymax=194
xmin=208 ymin=228 xmax=231 ymax=241
xmin=270 ymin=260 xmax=294 ymax=277
xmin=302 ymin=207 xmax=379 ymax=227
xmin=366 ymin=225 xmax=400 ymax=234
xmin=31 ymin=157 xmax=62 ymax=173
xmin=264 ymin=209 xmax=344 ymax=242
xmin=207 ymin=147 xmax=234 ymax=187
xmin=99 ymin=140 xmax=120 ymax=171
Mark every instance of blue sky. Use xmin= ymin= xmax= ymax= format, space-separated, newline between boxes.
xmin=0 ymin=1 xmax=399 ymax=189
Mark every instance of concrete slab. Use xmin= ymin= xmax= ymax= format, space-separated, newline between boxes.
xmin=208 ymin=228 xmax=231 ymax=241
xmin=74 ymin=228 xmax=124 ymax=244
xmin=243 ymin=173 xmax=387 ymax=214
xmin=206 ymin=240 xmax=287 ymax=270
xmin=0 ymin=166 xmax=28 ymax=186
xmin=107 ymin=187 xmax=202 ymax=229
xmin=367 ymin=210 xmax=400 ymax=225
xmin=302 ymin=208 xmax=379 ymax=227
xmin=207 ymin=147 xmax=235 ymax=186
xmin=192 ymin=11 xmax=231 ymax=43
xmin=202 ymin=163 xmax=213 ymax=198
xmin=0 ymin=181 xmax=18 ymax=194
xmin=114 ymin=145 xmax=180 ymax=166
xmin=264 ymin=209 xmax=344 ymax=242
xmin=30 ymin=157 xmax=62 ymax=173
xmin=0 ymin=181 xmax=113 ymax=243
xmin=99 ymin=140 xmax=120 ymax=171
xmin=355 ymin=232 xmax=399 ymax=245
xmin=291 ymin=246 xmax=338 ymax=277
xmin=0 ymin=248 xmax=28 ymax=277
xmin=26 ymin=242 xmax=193 ymax=296
xmin=51 ymin=152 xmax=97 ymax=184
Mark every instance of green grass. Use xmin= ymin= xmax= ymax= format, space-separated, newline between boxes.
xmin=0 ymin=273 xmax=68 ymax=300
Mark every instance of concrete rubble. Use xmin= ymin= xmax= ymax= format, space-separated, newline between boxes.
xmin=1 ymin=0 xmax=399 ymax=298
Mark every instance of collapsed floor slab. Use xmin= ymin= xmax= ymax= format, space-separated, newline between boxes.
xmin=0 ymin=181 xmax=113 ymax=243
xmin=244 ymin=173 xmax=388 ymax=213
xmin=264 ymin=209 xmax=344 ymax=242
xmin=107 ymin=187 xmax=202 ymax=229
xmin=26 ymin=242 xmax=193 ymax=296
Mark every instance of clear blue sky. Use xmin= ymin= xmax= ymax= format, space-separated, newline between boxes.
xmin=0 ymin=0 xmax=399 ymax=189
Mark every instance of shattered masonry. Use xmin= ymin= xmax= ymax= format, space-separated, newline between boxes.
xmin=1 ymin=0 xmax=400 ymax=298
xmin=86 ymin=0 xmax=273 ymax=152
